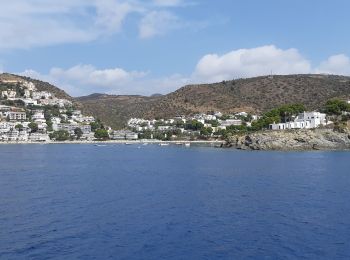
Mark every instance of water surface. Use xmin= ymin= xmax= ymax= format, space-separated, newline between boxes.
xmin=1 ymin=144 xmax=350 ymax=259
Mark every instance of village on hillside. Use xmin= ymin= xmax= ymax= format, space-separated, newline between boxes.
xmin=1 ymin=77 xmax=350 ymax=143
xmin=0 ymin=78 xmax=96 ymax=142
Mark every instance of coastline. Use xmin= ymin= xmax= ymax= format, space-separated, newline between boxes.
xmin=0 ymin=140 xmax=224 ymax=146
xmin=2 ymin=129 xmax=350 ymax=152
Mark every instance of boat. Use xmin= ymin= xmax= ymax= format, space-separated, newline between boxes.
xmin=184 ymin=143 xmax=191 ymax=147
xmin=159 ymin=143 xmax=169 ymax=146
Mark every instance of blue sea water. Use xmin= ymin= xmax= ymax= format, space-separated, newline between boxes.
xmin=0 ymin=144 xmax=350 ymax=260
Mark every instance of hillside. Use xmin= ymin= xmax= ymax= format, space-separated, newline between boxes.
xmin=0 ymin=73 xmax=73 ymax=101
xmin=77 ymin=74 xmax=350 ymax=128
xmin=2 ymin=73 xmax=350 ymax=129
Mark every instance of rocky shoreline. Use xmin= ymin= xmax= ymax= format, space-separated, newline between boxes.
xmin=224 ymin=129 xmax=350 ymax=151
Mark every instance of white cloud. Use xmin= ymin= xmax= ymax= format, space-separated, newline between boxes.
xmin=20 ymin=64 xmax=188 ymax=97
xmin=315 ymin=54 xmax=350 ymax=75
xmin=0 ymin=0 xmax=192 ymax=50
xmin=49 ymin=65 xmax=147 ymax=87
xmin=21 ymin=65 xmax=147 ymax=96
xmin=139 ymin=11 xmax=180 ymax=39
xmin=17 ymin=46 xmax=350 ymax=97
xmin=192 ymin=45 xmax=312 ymax=83
xmin=94 ymin=0 xmax=142 ymax=33
xmin=152 ymin=0 xmax=183 ymax=7
xmin=0 ymin=0 xmax=137 ymax=50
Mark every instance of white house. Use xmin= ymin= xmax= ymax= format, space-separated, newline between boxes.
xmin=220 ymin=119 xmax=242 ymax=127
xmin=52 ymin=123 xmax=91 ymax=134
xmin=1 ymin=90 xmax=17 ymax=99
xmin=111 ymin=130 xmax=138 ymax=140
xmin=295 ymin=112 xmax=327 ymax=128
xmin=21 ymin=99 xmax=38 ymax=106
xmin=269 ymin=111 xmax=327 ymax=130
xmin=23 ymin=89 xmax=31 ymax=98
xmin=158 ymin=126 xmax=172 ymax=131
xmin=32 ymin=110 xmax=45 ymax=120
xmin=236 ymin=112 xmax=248 ymax=117
xmin=51 ymin=117 xmax=61 ymax=124
xmin=32 ymin=91 xmax=52 ymax=100
xmin=203 ymin=114 xmax=217 ymax=121
xmin=29 ymin=133 xmax=50 ymax=142
xmin=22 ymin=81 xmax=36 ymax=91
xmin=8 ymin=111 xmax=26 ymax=121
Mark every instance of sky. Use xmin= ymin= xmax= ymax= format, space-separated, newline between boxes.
xmin=1 ymin=0 xmax=350 ymax=96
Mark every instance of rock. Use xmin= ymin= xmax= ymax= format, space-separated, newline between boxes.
xmin=225 ymin=129 xmax=350 ymax=151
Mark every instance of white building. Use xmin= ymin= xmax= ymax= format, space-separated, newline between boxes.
xmin=203 ymin=114 xmax=217 ymax=121
xmin=51 ymin=117 xmax=61 ymax=124
xmin=220 ymin=119 xmax=242 ymax=127
xmin=8 ymin=111 xmax=26 ymax=121
xmin=52 ymin=123 xmax=91 ymax=134
xmin=32 ymin=110 xmax=45 ymax=120
xmin=158 ymin=126 xmax=172 ymax=131
xmin=214 ymin=112 xmax=223 ymax=118
xmin=1 ymin=90 xmax=16 ymax=99
xmin=21 ymin=99 xmax=38 ymax=106
xmin=295 ymin=112 xmax=327 ymax=128
xmin=0 ymin=122 xmax=13 ymax=133
xmin=29 ymin=133 xmax=50 ymax=142
xmin=236 ymin=112 xmax=248 ymax=117
xmin=111 ymin=130 xmax=138 ymax=140
xmin=269 ymin=111 xmax=327 ymax=130
xmin=23 ymin=89 xmax=31 ymax=98
xmin=32 ymin=91 xmax=52 ymax=100
xmin=22 ymin=81 xmax=37 ymax=91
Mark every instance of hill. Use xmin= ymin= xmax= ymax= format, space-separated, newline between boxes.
xmin=2 ymin=73 xmax=350 ymax=129
xmin=77 ymin=74 xmax=350 ymax=128
xmin=0 ymin=73 xmax=73 ymax=101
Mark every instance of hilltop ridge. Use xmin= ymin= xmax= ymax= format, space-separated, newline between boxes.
xmin=2 ymin=73 xmax=350 ymax=128
xmin=77 ymin=74 xmax=350 ymax=128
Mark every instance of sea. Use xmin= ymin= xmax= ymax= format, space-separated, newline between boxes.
xmin=0 ymin=144 xmax=350 ymax=259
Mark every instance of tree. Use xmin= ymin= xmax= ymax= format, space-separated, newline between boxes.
xmin=324 ymin=99 xmax=350 ymax=115
xmin=200 ymin=127 xmax=213 ymax=136
xmin=15 ymin=124 xmax=24 ymax=131
xmin=74 ymin=127 xmax=83 ymax=139
xmin=49 ymin=130 xmax=70 ymax=141
xmin=28 ymin=122 xmax=38 ymax=133
xmin=90 ymin=120 xmax=103 ymax=132
xmin=46 ymin=120 xmax=53 ymax=132
xmin=251 ymin=103 xmax=306 ymax=131
xmin=94 ymin=129 xmax=109 ymax=139
xmin=65 ymin=110 xmax=73 ymax=117
xmin=185 ymin=120 xmax=204 ymax=131
xmin=205 ymin=119 xmax=219 ymax=127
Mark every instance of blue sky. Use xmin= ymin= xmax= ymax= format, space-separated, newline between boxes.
xmin=1 ymin=0 xmax=350 ymax=96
